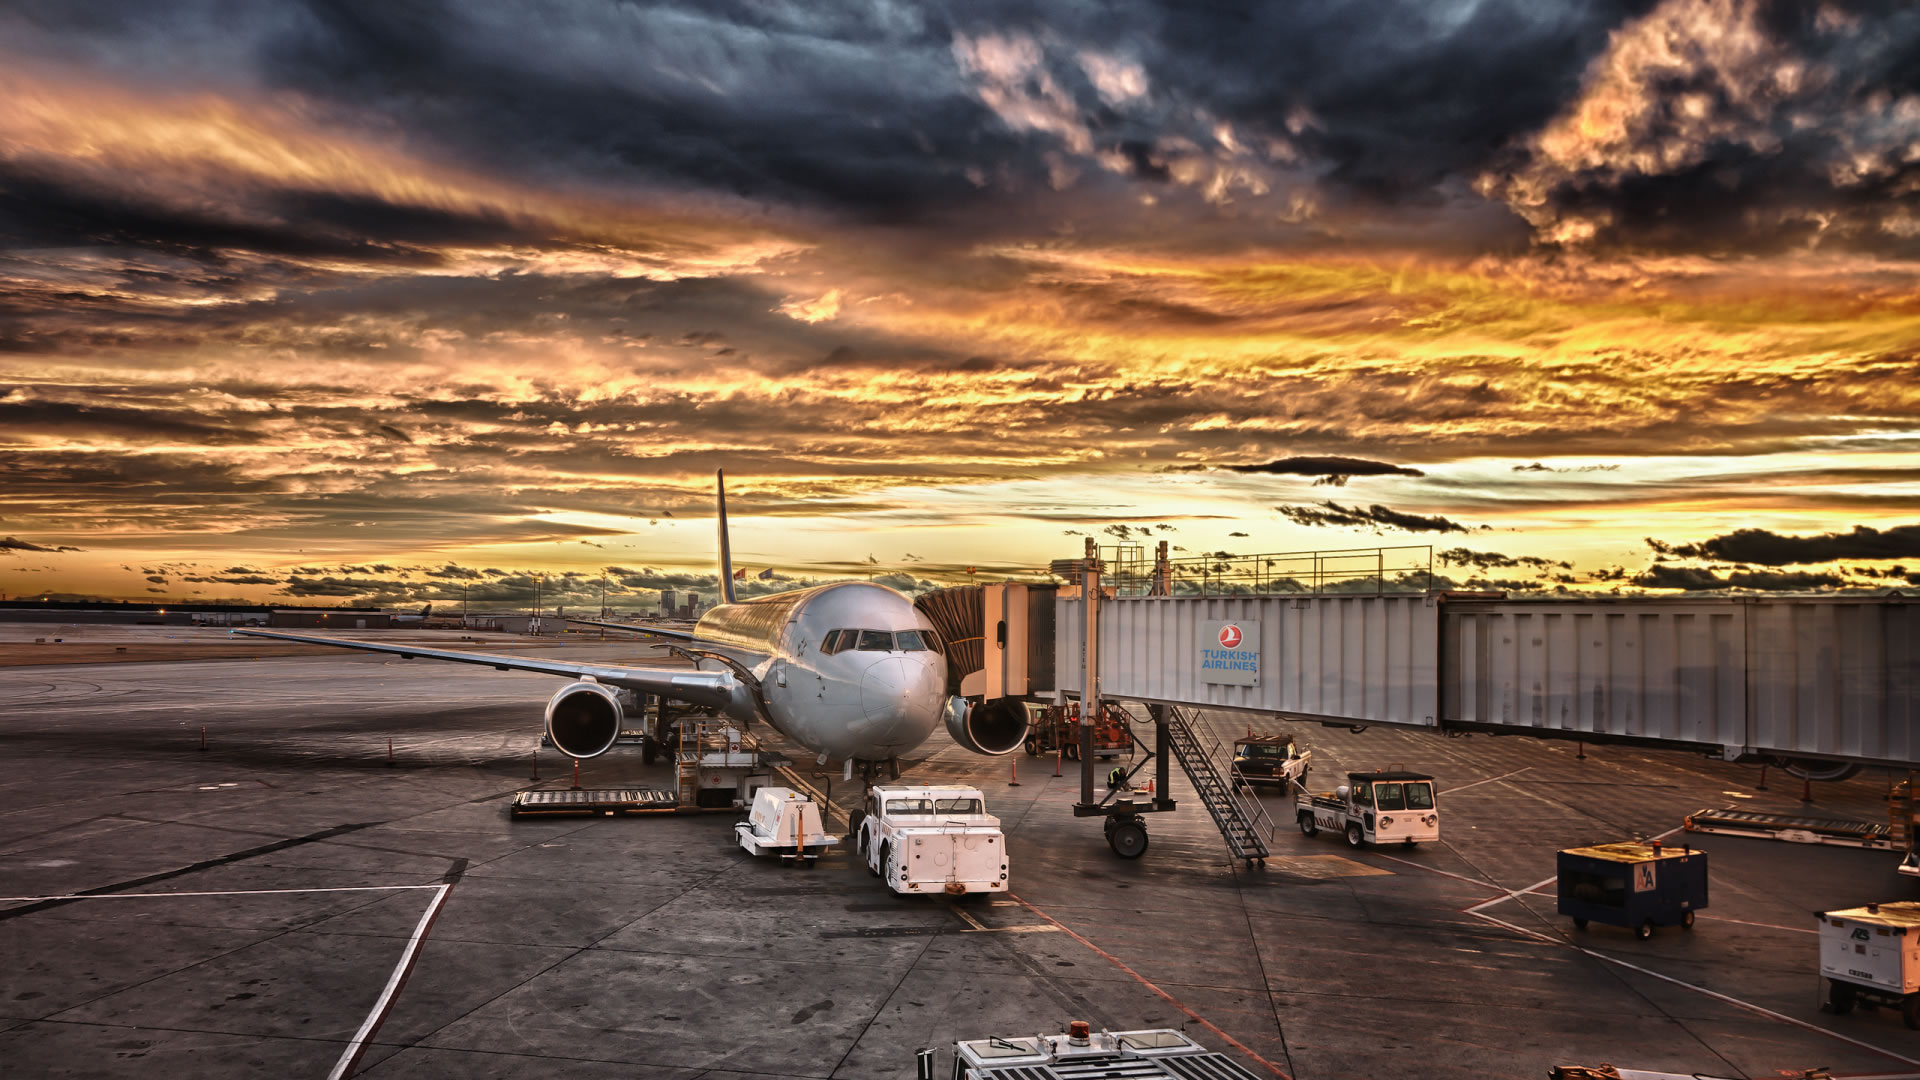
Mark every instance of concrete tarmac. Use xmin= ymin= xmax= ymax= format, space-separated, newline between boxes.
xmin=2 ymin=635 xmax=1917 ymax=1078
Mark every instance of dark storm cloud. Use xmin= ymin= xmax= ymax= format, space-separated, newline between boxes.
xmin=1276 ymin=501 xmax=1472 ymax=534
xmin=1632 ymin=563 xmax=1847 ymax=591
xmin=0 ymin=536 xmax=83 ymax=553
xmin=1218 ymin=456 xmax=1426 ymax=484
xmin=1438 ymin=547 xmax=1571 ymax=572
xmin=1648 ymin=522 xmax=1920 ymax=565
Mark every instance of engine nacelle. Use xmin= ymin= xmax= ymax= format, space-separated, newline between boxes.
xmin=545 ymin=681 xmax=623 ymax=760
xmin=944 ymin=695 xmax=1027 ymax=756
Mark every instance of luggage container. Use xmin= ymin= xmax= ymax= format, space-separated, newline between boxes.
xmin=734 ymin=787 xmax=837 ymax=865
xmin=1557 ymin=840 xmax=1707 ymax=940
xmin=1816 ymin=900 xmax=1920 ymax=1028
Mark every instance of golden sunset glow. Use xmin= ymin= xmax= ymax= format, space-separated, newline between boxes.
xmin=3 ymin=2 xmax=1916 ymax=608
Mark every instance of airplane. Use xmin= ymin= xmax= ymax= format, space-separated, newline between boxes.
xmin=390 ymin=603 xmax=433 ymax=626
xmin=233 ymin=471 xmax=1028 ymax=778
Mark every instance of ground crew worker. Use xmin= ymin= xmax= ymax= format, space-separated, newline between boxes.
xmin=1107 ymin=765 xmax=1130 ymax=791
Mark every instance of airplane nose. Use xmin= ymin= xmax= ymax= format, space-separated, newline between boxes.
xmin=860 ymin=656 xmax=942 ymax=732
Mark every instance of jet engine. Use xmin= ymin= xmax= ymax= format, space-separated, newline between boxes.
xmin=545 ymin=681 xmax=624 ymax=760
xmin=944 ymin=696 xmax=1027 ymax=756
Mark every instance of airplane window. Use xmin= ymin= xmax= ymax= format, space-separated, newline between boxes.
xmin=857 ymin=629 xmax=894 ymax=651
xmin=1405 ymin=783 xmax=1434 ymax=810
xmin=820 ymin=629 xmax=842 ymax=654
xmin=895 ymin=630 xmax=928 ymax=651
xmin=933 ymin=798 xmax=981 ymax=814
xmin=1375 ymin=783 xmax=1405 ymax=811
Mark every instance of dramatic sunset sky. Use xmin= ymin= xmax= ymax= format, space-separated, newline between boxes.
xmin=3 ymin=0 xmax=1917 ymax=609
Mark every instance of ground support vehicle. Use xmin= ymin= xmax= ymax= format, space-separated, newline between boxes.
xmin=1231 ymin=735 xmax=1310 ymax=789
xmin=919 ymin=1020 xmax=1260 ymax=1080
xmin=1023 ymin=703 xmax=1133 ymax=760
xmin=1817 ymin=900 xmax=1920 ymax=1027
xmin=1557 ymin=841 xmax=1708 ymax=939
xmin=855 ymin=784 xmax=1008 ymax=896
xmin=1297 ymin=770 xmax=1439 ymax=848
xmin=733 ymin=787 xmax=837 ymax=865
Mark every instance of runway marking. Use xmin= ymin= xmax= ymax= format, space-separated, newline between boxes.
xmin=329 ymin=882 xmax=454 ymax=1080
xmin=1265 ymin=854 xmax=1392 ymax=879
xmin=948 ymin=904 xmax=1060 ymax=934
xmin=0 ymin=884 xmax=443 ymax=902
xmin=1008 ymin=892 xmax=1291 ymax=1079
xmin=1444 ymin=768 xmax=1531 ymax=794
xmin=1467 ymin=907 xmax=1920 ymax=1069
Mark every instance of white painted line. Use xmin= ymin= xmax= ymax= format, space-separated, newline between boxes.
xmin=1467 ymin=873 xmax=1558 ymax=914
xmin=1 ymin=884 xmax=442 ymax=902
xmin=1444 ymin=768 xmax=1531 ymax=794
xmin=1465 ymin=909 xmax=1920 ymax=1068
xmin=1694 ymin=914 xmax=1819 ymax=935
xmin=328 ymin=882 xmax=452 ymax=1080
xmin=1367 ymin=851 xmax=1499 ymax=890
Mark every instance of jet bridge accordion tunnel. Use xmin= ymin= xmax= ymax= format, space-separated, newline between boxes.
xmin=914 ymin=584 xmax=1056 ymax=755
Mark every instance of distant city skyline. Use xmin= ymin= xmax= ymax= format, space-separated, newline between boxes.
xmin=3 ymin=1 xmax=1917 ymax=607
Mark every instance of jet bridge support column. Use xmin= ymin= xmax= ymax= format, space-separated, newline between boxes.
xmin=1079 ymin=537 xmax=1098 ymax=809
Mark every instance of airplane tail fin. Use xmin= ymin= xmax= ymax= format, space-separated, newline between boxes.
xmin=716 ymin=469 xmax=737 ymax=604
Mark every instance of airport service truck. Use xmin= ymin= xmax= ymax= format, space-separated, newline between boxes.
xmin=1817 ymin=900 xmax=1920 ymax=1028
xmin=1297 ymin=769 xmax=1440 ymax=848
xmin=855 ymin=784 xmax=1008 ymax=896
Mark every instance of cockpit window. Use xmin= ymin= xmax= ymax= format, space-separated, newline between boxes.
xmin=819 ymin=629 xmax=844 ymax=655
xmin=921 ymin=628 xmax=942 ymax=654
xmin=857 ymin=629 xmax=894 ymax=651
xmin=895 ymin=630 xmax=929 ymax=651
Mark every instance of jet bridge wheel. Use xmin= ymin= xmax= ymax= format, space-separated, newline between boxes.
xmin=1106 ymin=816 xmax=1148 ymax=859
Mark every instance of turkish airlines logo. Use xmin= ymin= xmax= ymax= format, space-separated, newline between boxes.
xmin=1218 ymin=624 xmax=1243 ymax=648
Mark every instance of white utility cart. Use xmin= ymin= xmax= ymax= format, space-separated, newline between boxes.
xmin=1297 ymin=769 xmax=1440 ymax=848
xmin=734 ymin=787 xmax=837 ymax=866
xmin=854 ymin=784 xmax=1008 ymax=896
xmin=1817 ymin=900 xmax=1920 ymax=1028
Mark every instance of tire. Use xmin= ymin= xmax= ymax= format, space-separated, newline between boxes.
xmin=1065 ymin=742 xmax=1080 ymax=762
xmin=1634 ymin=920 xmax=1653 ymax=941
xmin=1298 ymin=812 xmax=1317 ymax=836
xmin=1109 ymin=819 xmax=1149 ymax=859
xmin=1024 ymin=737 xmax=1038 ymax=756
xmin=1902 ymin=993 xmax=1919 ymax=1030
xmin=1824 ymin=980 xmax=1856 ymax=1016
xmin=1572 ymin=917 xmax=1588 ymax=931
xmin=1345 ymin=822 xmax=1364 ymax=849
xmin=1680 ymin=910 xmax=1694 ymax=930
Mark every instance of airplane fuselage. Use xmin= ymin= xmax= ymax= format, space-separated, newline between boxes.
xmin=686 ymin=581 xmax=947 ymax=761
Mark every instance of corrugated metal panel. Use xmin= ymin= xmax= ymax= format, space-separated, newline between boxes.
xmin=1445 ymin=597 xmax=1919 ymax=767
xmin=1746 ymin=598 xmax=1920 ymax=764
xmin=1055 ymin=594 xmax=1439 ymax=726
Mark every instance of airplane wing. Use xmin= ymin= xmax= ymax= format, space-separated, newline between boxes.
xmin=563 ymin=618 xmax=696 ymax=641
xmin=230 ymin=629 xmax=736 ymax=709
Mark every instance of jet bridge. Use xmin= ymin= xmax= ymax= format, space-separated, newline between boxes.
xmin=945 ymin=542 xmax=1917 ymax=771
xmin=1049 ymin=567 xmax=1917 ymax=773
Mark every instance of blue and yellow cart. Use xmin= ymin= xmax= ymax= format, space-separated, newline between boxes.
xmin=1557 ymin=841 xmax=1708 ymax=940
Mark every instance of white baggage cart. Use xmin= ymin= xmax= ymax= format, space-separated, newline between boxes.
xmin=734 ymin=787 xmax=837 ymax=866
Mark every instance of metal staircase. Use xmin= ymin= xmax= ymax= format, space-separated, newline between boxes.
xmin=1163 ymin=706 xmax=1270 ymax=863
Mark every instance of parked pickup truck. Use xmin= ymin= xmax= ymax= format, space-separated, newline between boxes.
xmin=855 ymin=784 xmax=1008 ymax=896
xmin=1231 ymin=735 xmax=1311 ymax=789
xmin=1297 ymin=770 xmax=1440 ymax=848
